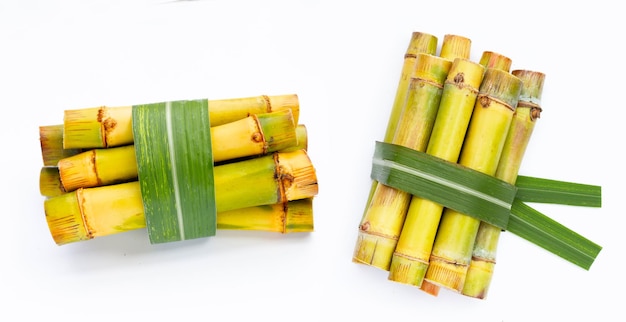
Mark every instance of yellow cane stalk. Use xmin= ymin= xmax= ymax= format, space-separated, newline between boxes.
xmin=462 ymin=70 xmax=544 ymax=299
xmin=362 ymin=32 xmax=438 ymax=225
xmin=45 ymin=181 xmax=314 ymax=245
xmin=44 ymin=149 xmax=318 ymax=245
xmin=384 ymin=32 xmax=438 ymax=142
xmin=218 ymin=198 xmax=314 ymax=233
xmin=354 ymin=54 xmax=451 ymax=270
xmin=62 ymin=94 xmax=300 ymax=149
xmin=388 ymin=58 xmax=485 ymax=287
xmin=424 ymin=69 xmax=522 ymax=292
xmin=57 ymin=110 xmax=297 ymax=192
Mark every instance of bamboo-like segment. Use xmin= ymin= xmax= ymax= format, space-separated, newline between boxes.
xmin=57 ymin=110 xmax=297 ymax=192
xmin=439 ymin=34 xmax=471 ymax=61
xmin=218 ymin=198 xmax=314 ymax=233
xmin=45 ymin=182 xmax=314 ymax=245
xmin=62 ymin=94 xmax=300 ymax=149
xmin=462 ymin=70 xmax=544 ymax=299
xmin=44 ymin=149 xmax=318 ymax=245
xmin=388 ymin=58 xmax=485 ymax=287
xmin=479 ymin=51 xmax=512 ymax=72
xmin=361 ymin=32 xmax=438 ymax=233
xmin=424 ymin=69 xmax=522 ymax=292
xmin=383 ymin=32 xmax=438 ymax=142
xmin=354 ymin=54 xmax=452 ymax=270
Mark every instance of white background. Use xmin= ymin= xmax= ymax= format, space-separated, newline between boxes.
xmin=1 ymin=1 xmax=622 ymax=321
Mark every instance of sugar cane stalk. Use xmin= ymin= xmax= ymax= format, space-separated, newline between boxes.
xmin=353 ymin=54 xmax=452 ymax=270
xmin=45 ymin=149 xmax=318 ymax=245
xmin=462 ymin=70 xmax=544 ymax=299
xmin=57 ymin=110 xmax=297 ymax=192
xmin=62 ymin=94 xmax=300 ymax=149
xmin=424 ymin=69 xmax=522 ymax=292
xmin=388 ymin=58 xmax=485 ymax=287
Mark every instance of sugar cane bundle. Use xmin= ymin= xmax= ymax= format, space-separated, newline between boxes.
xmin=354 ymin=32 xmax=603 ymax=299
xmin=39 ymin=94 xmax=318 ymax=246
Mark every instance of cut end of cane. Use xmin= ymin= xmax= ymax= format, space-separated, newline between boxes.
xmin=406 ymin=31 xmax=438 ymax=56
xmin=44 ymin=190 xmax=91 ymax=245
xmin=461 ymin=259 xmax=495 ymax=299
xmin=424 ymin=256 xmax=468 ymax=293
xmin=284 ymin=198 xmax=315 ymax=233
xmin=40 ymin=167 xmax=66 ymax=198
xmin=58 ymin=150 xmax=99 ymax=192
xmin=63 ymin=107 xmax=106 ymax=149
xmin=352 ymin=231 xmax=397 ymax=271
xmin=440 ymin=34 xmax=471 ymax=61
xmin=479 ymin=51 xmax=512 ymax=72
xmin=256 ymin=109 xmax=298 ymax=153
xmin=420 ymin=280 xmax=441 ymax=297
xmin=268 ymin=94 xmax=300 ymax=125
xmin=512 ymin=69 xmax=545 ymax=107
xmin=276 ymin=150 xmax=318 ymax=201
xmin=39 ymin=124 xmax=82 ymax=166
xmin=387 ymin=254 xmax=429 ymax=287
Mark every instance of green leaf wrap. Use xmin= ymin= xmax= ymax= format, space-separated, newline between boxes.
xmin=371 ymin=141 xmax=516 ymax=229
xmin=132 ymin=99 xmax=216 ymax=244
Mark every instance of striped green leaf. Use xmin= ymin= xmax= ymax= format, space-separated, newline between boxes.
xmin=132 ymin=99 xmax=216 ymax=244
xmin=509 ymin=199 xmax=602 ymax=270
xmin=515 ymin=175 xmax=601 ymax=207
xmin=370 ymin=141 xmax=516 ymax=229
xmin=369 ymin=141 xmax=602 ymax=270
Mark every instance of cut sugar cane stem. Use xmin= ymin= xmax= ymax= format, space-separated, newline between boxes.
xmin=45 ymin=182 xmax=314 ymax=245
xmin=412 ymin=38 xmax=472 ymax=295
xmin=425 ymin=69 xmax=522 ymax=292
xmin=57 ymin=110 xmax=297 ymax=192
xmin=388 ymin=58 xmax=485 ymax=287
xmin=40 ymin=123 xmax=309 ymax=198
xmin=462 ymin=69 xmax=545 ymax=299
xmin=354 ymin=54 xmax=451 ymax=270
xmin=62 ymin=94 xmax=300 ymax=149
xmin=361 ymin=32 xmax=438 ymax=238
xmin=384 ymin=32 xmax=438 ymax=143
xmin=218 ymin=198 xmax=314 ymax=233
xmin=363 ymin=32 xmax=437 ymax=225
xmin=44 ymin=149 xmax=318 ymax=245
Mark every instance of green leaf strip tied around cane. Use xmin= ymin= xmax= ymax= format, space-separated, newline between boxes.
xmin=370 ymin=140 xmax=603 ymax=270
xmin=132 ymin=99 xmax=216 ymax=244
xmin=370 ymin=141 xmax=516 ymax=230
